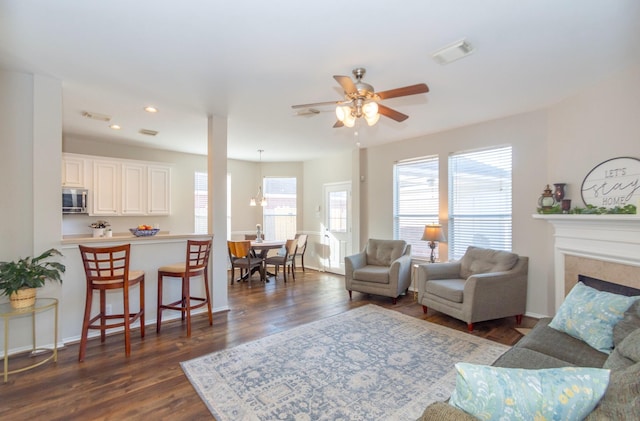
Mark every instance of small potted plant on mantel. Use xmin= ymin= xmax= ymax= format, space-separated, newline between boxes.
xmin=0 ymin=249 xmax=65 ymax=309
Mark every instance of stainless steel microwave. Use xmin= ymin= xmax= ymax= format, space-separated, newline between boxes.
xmin=62 ymin=188 xmax=88 ymax=214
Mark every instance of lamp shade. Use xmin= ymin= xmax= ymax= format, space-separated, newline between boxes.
xmin=421 ymin=224 xmax=446 ymax=242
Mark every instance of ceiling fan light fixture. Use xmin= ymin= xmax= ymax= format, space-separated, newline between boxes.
xmin=343 ymin=112 xmax=356 ymax=128
xmin=363 ymin=102 xmax=378 ymax=118
xmin=365 ymin=113 xmax=380 ymax=126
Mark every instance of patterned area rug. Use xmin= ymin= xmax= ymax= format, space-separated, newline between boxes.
xmin=181 ymin=304 xmax=509 ymax=420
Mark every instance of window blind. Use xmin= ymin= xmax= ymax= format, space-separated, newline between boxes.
xmin=448 ymin=146 xmax=512 ymax=260
xmin=393 ymin=156 xmax=439 ymax=259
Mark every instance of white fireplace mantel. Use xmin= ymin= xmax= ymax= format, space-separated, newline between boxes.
xmin=532 ymin=214 xmax=640 ymax=311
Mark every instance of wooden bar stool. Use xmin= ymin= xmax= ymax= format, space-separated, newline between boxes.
xmin=78 ymin=244 xmax=145 ymax=362
xmin=157 ymin=239 xmax=213 ymax=337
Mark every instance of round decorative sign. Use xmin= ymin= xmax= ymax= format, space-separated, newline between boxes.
xmin=581 ymin=156 xmax=640 ymax=209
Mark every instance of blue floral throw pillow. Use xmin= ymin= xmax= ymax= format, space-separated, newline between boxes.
xmin=549 ymin=282 xmax=639 ymax=354
xmin=449 ymin=363 xmax=610 ymax=421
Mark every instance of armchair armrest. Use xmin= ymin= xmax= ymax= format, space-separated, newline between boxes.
xmin=388 ymin=253 xmax=412 ymax=293
xmin=345 ymin=250 xmax=367 ymax=272
xmin=462 ymin=257 xmax=529 ymax=322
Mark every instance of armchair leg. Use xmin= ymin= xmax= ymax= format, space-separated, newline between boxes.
xmin=467 ymin=323 xmax=474 ymax=332
xmin=392 ymin=297 xmax=397 ymax=305
xmin=422 ymin=305 xmax=428 ymax=314
xmin=348 ymin=290 xmax=352 ymax=300
xmin=515 ymin=314 xmax=523 ymax=325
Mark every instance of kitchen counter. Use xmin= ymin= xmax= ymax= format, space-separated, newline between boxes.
xmin=61 ymin=231 xmax=211 ymax=245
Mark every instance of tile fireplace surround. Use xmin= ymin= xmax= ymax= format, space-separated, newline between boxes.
xmin=533 ymin=214 xmax=640 ymax=311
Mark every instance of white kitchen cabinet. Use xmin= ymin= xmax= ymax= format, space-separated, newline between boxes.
xmin=148 ymin=165 xmax=171 ymax=215
xmin=121 ymin=163 xmax=147 ymax=215
xmin=62 ymin=155 xmax=86 ymax=188
xmin=92 ymin=160 xmax=120 ymax=215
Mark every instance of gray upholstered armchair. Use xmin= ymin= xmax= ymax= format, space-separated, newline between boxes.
xmin=417 ymin=246 xmax=528 ymax=331
xmin=345 ymin=239 xmax=412 ymax=304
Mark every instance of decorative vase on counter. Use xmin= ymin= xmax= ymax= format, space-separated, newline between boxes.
xmin=553 ymin=183 xmax=566 ymax=202
xmin=92 ymin=228 xmax=105 ymax=238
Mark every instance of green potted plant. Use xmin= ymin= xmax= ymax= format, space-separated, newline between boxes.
xmin=0 ymin=248 xmax=65 ymax=309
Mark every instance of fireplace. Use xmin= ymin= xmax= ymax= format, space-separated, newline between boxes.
xmin=533 ymin=214 xmax=640 ymax=311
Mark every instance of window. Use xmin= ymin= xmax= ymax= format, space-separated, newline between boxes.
xmin=194 ymin=171 xmax=208 ymax=234
xmin=263 ymin=177 xmax=296 ymax=240
xmin=393 ymin=156 xmax=439 ymax=260
xmin=448 ymin=146 xmax=512 ymax=260
xmin=328 ymin=190 xmax=347 ymax=232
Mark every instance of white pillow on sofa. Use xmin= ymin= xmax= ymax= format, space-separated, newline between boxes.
xmin=549 ymin=282 xmax=639 ymax=354
xmin=449 ymin=363 xmax=610 ymax=421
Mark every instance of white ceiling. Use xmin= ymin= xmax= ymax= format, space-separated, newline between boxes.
xmin=1 ymin=1 xmax=639 ymax=162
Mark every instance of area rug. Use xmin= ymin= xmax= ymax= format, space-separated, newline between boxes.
xmin=181 ymin=304 xmax=509 ymax=420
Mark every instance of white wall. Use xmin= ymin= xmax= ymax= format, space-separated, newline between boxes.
xmin=0 ymin=70 xmax=63 ymax=349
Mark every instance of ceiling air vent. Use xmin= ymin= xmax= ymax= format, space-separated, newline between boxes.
xmin=432 ymin=39 xmax=474 ymax=65
xmin=139 ymin=129 xmax=158 ymax=136
xmin=81 ymin=111 xmax=111 ymax=122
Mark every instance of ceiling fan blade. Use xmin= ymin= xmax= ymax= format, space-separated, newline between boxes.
xmin=333 ymin=120 xmax=344 ymax=128
xmin=378 ymin=104 xmax=409 ymax=122
xmin=376 ymin=83 xmax=429 ymax=100
xmin=333 ymin=75 xmax=358 ymax=95
xmin=292 ymin=100 xmax=342 ymax=109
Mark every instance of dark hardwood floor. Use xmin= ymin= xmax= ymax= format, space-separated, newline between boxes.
xmin=0 ymin=270 xmax=536 ymax=420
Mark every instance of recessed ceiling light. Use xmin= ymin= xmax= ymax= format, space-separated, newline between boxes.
xmin=144 ymin=106 xmax=158 ymax=113
xmin=109 ymin=124 xmax=121 ymax=130
xmin=432 ymin=39 xmax=474 ymax=65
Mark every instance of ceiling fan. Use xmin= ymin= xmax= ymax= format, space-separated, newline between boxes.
xmin=291 ymin=68 xmax=429 ymax=128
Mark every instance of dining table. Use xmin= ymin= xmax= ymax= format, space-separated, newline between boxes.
xmin=237 ymin=240 xmax=285 ymax=282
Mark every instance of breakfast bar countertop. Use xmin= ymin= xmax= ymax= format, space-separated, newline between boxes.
xmin=60 ymin=232 xmax=212 ymax=245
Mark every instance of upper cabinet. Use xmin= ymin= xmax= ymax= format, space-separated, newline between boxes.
xmin=92 ymin=160 xmax=120 ymax=215
xmin=63 ymin=153 xmax=172 ymax=216
xmin=62 ymin=155 xmax=86 ymax=188
xmin=148 ymin=165 xmax=171 ymax=215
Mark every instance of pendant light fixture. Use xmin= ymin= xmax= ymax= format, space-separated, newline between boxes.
xmin=250 ymin=149 xmax=267 ymax=207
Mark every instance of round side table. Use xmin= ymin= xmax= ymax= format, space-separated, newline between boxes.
xmin=1 ymin=297 xmax=58 ymax=382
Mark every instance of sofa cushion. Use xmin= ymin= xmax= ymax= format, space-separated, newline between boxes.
xmin=449 ymin=363 xmax=610 ymax=421
xmin=365 ymin=239 xmax=407 ymax=266
xmin=424 ymin=279 xmax=466 ymax=303
xmin=613 ymin=300 xmax=640 ymax=347
xmin=604 ymin=328 xmax=640 ymax=371
xmin=493 ymin=347 xmax=575 ymax=369
xmin=352 ymin=265 xmax=390 ymax=284
xmin=459 ymin=246 xmax=519 ymax=279
xmin=516 ymin=318 xmax=608 ymax=367
xmin=549 ymin=282 xmax=639 ymax=354
xmin=586 ymin=362 xmax=640 ymax=420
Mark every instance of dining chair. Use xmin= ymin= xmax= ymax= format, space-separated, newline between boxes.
xmin=157 ymin=239 xmax=213 ymax=337
xmin=227 ymin=240 xmax=265 ymax=286
xmin=294 ymin=234 xmax=308 ymax=272
xmin=78 ymin=244 xmax=145 ymax=362
xmin=264 ymin=239 xmax=298 ymax=282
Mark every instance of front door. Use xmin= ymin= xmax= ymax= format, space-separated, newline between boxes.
xmin=322 ymin=181 xmax=352 ymax=275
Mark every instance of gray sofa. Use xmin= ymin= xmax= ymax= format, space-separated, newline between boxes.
xmin=345 ymin=239 xmax=412 ymax=304
xmin=417 ymin=246 xmax=528 ymax=331
xmin=419 ymin=288 xmax=640 ymax=420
